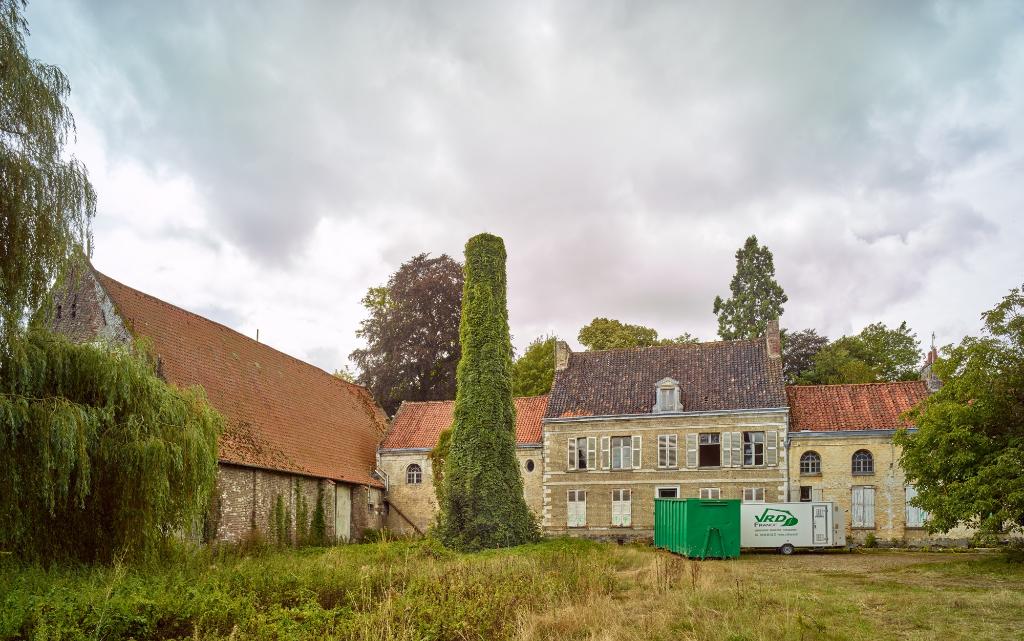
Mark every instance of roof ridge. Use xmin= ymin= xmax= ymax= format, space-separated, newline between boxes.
xmin=787 ymin=380 xmax=925 ymax=390
xmin=574 ymin=337 xmax=762 ymax=355
xmin=92 ymin=268 xmax=372 ymax=398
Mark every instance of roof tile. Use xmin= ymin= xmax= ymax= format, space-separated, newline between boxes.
xmin=382 ymin=395 xmax=548 ymax=449
xmin=786 ymin=381 xmax=928 ymax=431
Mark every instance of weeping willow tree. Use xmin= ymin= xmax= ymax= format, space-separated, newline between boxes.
xmin=1 ymin=0 xmax=96 ymax=350
xmin=0 ymin=330 xmax=222 ymax=562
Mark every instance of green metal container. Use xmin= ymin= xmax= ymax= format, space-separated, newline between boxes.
xmin=654 ymin=498 xmax=741 ymax=559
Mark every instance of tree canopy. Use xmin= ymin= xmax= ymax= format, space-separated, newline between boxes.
xmin=0 ymin=331 xmax=222 ymax=562
xmin=1 ymin=0 xmax=95 ymax=350
xmin=713 ymin=236 xmax=787 ymax=340
xmin=350 ymin=253 xmax=462 ymax=415
xmin=437 ymin=234 xmax=537 ymax=550
xmin=781 ymin=328 xmax=829 ymax=383
xmin=896 ymin=284 xmax=1024 ymax=535
xmin=796 ymin=322 xmax=922 ymax=385
xmin=577 ymin=318 xmax=699 ymax=351
xmin=512 ymin=335 xmax=557 ymax=397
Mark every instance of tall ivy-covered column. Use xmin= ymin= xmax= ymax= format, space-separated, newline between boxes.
xmin=437 ymin=233 xmax=538 ymax=550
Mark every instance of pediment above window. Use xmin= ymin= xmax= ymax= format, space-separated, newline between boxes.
xmin=653 ymin=377 xmax=681 ymax=413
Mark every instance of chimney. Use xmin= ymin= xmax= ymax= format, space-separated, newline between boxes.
xmin=554 ymin=340 xmax=572 ymax=371
xmin=765 ymin=319 xmax=781 ymax=359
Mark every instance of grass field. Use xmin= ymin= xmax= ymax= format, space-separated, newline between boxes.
xmin=2 ymin=538 xmax=1022 ymax=640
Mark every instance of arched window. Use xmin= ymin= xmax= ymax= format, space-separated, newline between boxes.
xmin=406 ymin=463 xmax=423 ymax=484
xmin=799 ymin=451 xmax=821 ymax=475
xmin=852 ymin=450 xmax=874 ymax=475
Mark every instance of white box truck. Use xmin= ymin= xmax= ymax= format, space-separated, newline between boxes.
xmin=740 ymin=502 xmax=847 ymax=555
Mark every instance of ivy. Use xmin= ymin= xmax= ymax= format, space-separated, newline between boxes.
xmin=437 ymin=234 xmax=538 ymax=550
xmin=0 ymin=329 xmax=221 ymax=562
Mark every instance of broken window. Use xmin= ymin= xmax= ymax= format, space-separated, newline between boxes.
xmin=698 ymin=433 xmax=721 ymax=467
xmin=743 ymin=431 xmax=765 ymax=466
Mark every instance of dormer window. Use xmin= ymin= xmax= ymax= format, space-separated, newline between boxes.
xmin=653 ymin=377 xmax=681 ymax=413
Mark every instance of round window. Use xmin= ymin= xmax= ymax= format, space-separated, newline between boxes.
xmin=525 ymin=459 xmax=535 ymax=472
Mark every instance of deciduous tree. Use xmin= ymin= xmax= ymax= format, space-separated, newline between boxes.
xmin=512 ymin=335 xmax=557 ymax=396
xmin=896 ymin=284 xmax=1024 ymax=535
xmin=782 ymin=328 xmax=829 ymax=383
xmin=578 ymin=318 xmax=660 ymax=350
xmin=713 ymin=236 xmax=788 ymax=340
xmin=796 ymin=322 xmax=922 ymax=384
xmin=1 ymin=0 xmax=95 ymax=350
xmin=437 ymin=234 xmax=537 ymax=550
xmin=350 ymin=253 xmax=462 ymax=415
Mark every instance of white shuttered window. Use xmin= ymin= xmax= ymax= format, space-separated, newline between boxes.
xmin=851 ymin=486 xmax=875 ymax=528
xmin=567 ymin=490 xmax=587 ymax=527
xmin=905 ymin=485 xmax=928 ymax=528
xmin=658 ymin=434 xmax=678 ymax=468
xmin=611 ymin=489 xmax=632 ymax=527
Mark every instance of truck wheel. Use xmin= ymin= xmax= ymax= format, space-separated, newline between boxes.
xmin=780 ymin=544 xmax=795 ymax=556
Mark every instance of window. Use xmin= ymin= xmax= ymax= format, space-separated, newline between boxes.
xmin=611 ymin=489 xmax=632 ymax=527
xmin=567 ymin=490 xmax=586 ymax=527
xmin=568 ymin=437 xmax=596 ymax=471
xmin=699 ymin=487 xmax=720 ymax=499
xmin=656 ymin=486 xmax=680 ymax=499
xmin=657 ymin=434 xmax=678 ymax=468
xmin=698 ymin=433 xmax=721 ymax=467
xmin=905 ymin=485 xmax=928 ymax=528
xmin=743 ymin=487 xmax=765 ymax=502
xmin=70 ymin=294 xmax=77 ymax=319
xmin=743 ymin=431 xmax=765 ymax=466
xmin=406 ymin=464 xmax=422 ymax=484
xmin=654 ymin=378 xmax=680 ymax=412
xmin=611 ymin=436 xmax=632 ymax=470
xmin=852 ymin=450 xmax=874 ymax=475
xmin=799 ymin=451 xmax=821 ymax=475
xmin=799 ymin=486 xmax=812 ymax=502
xmin=851 ymin=486 xmax=875 ymax=528
xmin=56 ymin=304 xmax=62 ymax=320
xmin=525 ymin=459 xmax=535 ymax=472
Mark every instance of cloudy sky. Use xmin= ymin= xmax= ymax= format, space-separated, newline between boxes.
xmin=26 ymin=1 xmax=1024 ymax=372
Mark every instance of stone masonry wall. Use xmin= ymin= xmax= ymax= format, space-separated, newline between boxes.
xmin=542 ymin=411 xmax=789 ymax=539
xmin=381 ymin=447 xmax=545 ymax=536
xmin=788 ymin=434 xmax=974 ymax=545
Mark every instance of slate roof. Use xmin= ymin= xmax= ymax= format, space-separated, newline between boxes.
xmin=786 ymin=381 xmax=929 ymax=432
xmin=545 ymin=339 xmax=786 ymax=418
xmin=94 ymin=270 xmax=387 ymax=487
xmin=382 ymin=395 xmax=548 ymax=450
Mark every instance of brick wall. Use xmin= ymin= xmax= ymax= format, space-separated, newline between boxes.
xmin=49 ymin=268 xmax=131 ymax=345
xmin=542 ymin=411 xmax=789 ymax=539
xmin=380 ymin=446 xmax=545 ymax=536
xmin=788 ymin=433 xmax=974 ymax=545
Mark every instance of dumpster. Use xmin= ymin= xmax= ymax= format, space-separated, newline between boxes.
xmin=654 ymin=498 xmax=740 ymax=559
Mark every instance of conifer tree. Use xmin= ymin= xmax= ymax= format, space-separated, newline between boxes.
xmin=437 ymin=233 xmax=538 ymax=550
xmin=713 ymin=236 xmax=788 ymax=340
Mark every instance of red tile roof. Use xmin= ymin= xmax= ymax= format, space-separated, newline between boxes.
xmin=94 ymin=270 xmax=387 ymax=487
xmin=382 ymin=395 xmax=548 ymax=450
xmin=786 ymin=381 xmax=929 ymax=432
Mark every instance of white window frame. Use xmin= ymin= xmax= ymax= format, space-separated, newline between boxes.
xmin=851 ymin=485 xmax=876 ymax=528
xmin=905 ymin=485 xmax=928 ymax=528
xmin=611 ymin=489 xmax=632 ymax=527
xmin=743 ymin=431 xmax=765 ymax=466
xmin=699 ymin=487 xmax=721 ymax=499
xmin=567 ymin=489 xmax=587 ymax=527
xmin=657 ymin=434 xmax=678 ymax=468
xmin=799 ymin=451 xmax=821 ymax=475
xmin=743 ymin=487 xmax=765 ymax=502
xmin=610 ymin=436 xmax=631 ymax=470
xmin=406 ymin=463 xmax=423 ymax=484
xmin=568 ymin=436 xmax=597 ymax=471
xmin=852 ymin=449 xmax=874 ymax=475
xmin=653 ymin=378 xmax=681 ymax=413
xmin=655 ymin=485 xmax=680 ymax=499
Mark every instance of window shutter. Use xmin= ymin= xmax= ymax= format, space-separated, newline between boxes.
xmin=865 ymin=486 xmax=875 ymax=528
xmin=623 ymin=489 xmax=632 ymax=527
xmin=731 ymin=432 xmax=742 ymax=467
xmin=567 ymin=438 xmax=577 ymax=471
xmin=631 ymin=435 xmax=642 ymax=469
xmin=669 ymin=435 xmax=677 ymax=468
xmin=813 ymin=488 xmax=823 ymax=502
xmin=601 ymin=436 xmax=610 ymax=470
xmin=721 ymin=432 xmax=731 ymax=467
xmin=852 ymin=487 xmax=863 ymax=527
xmin=683 ymin=433 xmax=697 ymax=468
xmin=587 ymin=437 xmax=597 ymax=471
xmin=766 ymin=431 xmax=778 ymax=466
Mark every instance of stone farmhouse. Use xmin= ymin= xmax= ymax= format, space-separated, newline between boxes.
xmin=52 ymin=265 xmax=954 ymax=546
xmin=382 ymin=322 xmax=961 ymax=545
xmin=378 ymin=396 xmax=548 ymax=535
xmin=52 ymin=265 xmax=388 ymax=543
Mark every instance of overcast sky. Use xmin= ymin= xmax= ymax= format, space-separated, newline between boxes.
xmin=25 ymin=1 xmax=1024 ymax=372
